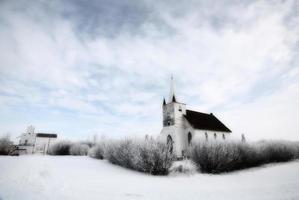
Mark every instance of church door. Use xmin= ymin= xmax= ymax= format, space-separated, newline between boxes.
xmin=188 ymin=132 xmax=192 ymax=146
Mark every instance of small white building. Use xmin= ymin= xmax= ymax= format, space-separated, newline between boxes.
xmin=18 ymin=126 xmax=57 ymax=154
xmin=159 ymin=77 xmax=232 ymax=158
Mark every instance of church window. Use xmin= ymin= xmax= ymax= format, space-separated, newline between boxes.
xmin=214 ymin=133 xmax=217 ymax=139
xmin=188 ymin=132 xmax=192 ymax=146
xmin=222 ymin=134 xmax=226 ymax=140
xmin=167 ymin=135 xmax=173 ymax=154
xmin=25 ymin=139 xmax=28 ymax=145
xmin=242 ymin=134 xmax=246 ymax=143
xmin=205 ymin=132 xmax=208 ymax=141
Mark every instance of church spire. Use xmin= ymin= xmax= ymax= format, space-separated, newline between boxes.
xmin=163 ymin=97 xmax=166 ymax=106
xmin=172 ymin=95 xmax=176 ymax=102
xmin=169 ymin=75 xmax=176 ymax=103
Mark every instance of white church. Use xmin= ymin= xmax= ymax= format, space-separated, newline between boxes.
xmin=17 ymin=125 xmax=58 ymax=155
xmin=160 ymin=77 xmax=232 ymax=158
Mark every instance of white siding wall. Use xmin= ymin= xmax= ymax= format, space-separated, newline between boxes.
xmin=18 ymin=133 xmax=57 ymax=154
xmin=192 ymin=130 xmax=230 ymax=143
xmin=17 ymin=145 xmax=35 ymax=154
xmin=34 ymin=137 xmax=57 ymax=154
xmin=19 ymin=133 xmax=36 ymax=146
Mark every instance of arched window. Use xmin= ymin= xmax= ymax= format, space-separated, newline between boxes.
xmin=214 ymin=133 xmax=217 ymax=139
xmin=205 ymin=132 xmax=208 ymax=141
xmin=188 ymin=132 xmax=192 ymax=146
xmin=167 ymin=135 xmax=173 ymax=153
xmin=242 ymin=134 xmax=246 ymax=143
xmin=222 ymin=134 xmax=226 ymax=140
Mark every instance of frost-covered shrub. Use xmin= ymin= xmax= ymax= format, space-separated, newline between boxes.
xmin=48 ymin=141 xmax=72 ymax=155
xmin=0 ymin=135 xmax=13 ymax=155
xmin=135 ymin=139 xmax=175 ymax=175
xmin=190 ymin=140 xmax=299 ymax=174
xmin=105 ymin=139 xmax=137 ymax=169
xmin=295 ymin=142 xmax=299 ymax=159
xmin=70 ymin=143 xmax=89 ymax=156
xmin=88 ymin=143 xmax=105 ymax=159
xmin=190 ymin=141 xmax=242 ymax=173
xmin=169 ymin=160 xmax=197 ymax=175
xmin=78 ymin=141 xmax=94 ymax=148
xmin=104 ymin=138 xmax=174 ymax=175
xmin=258 ymin=141 xmax=297 ymax=163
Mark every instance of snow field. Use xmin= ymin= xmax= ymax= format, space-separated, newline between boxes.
xmin=0 ymin=156 xmax=299 ymax=200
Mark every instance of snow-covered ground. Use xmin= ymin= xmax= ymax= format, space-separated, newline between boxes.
xmin=0 ymin=156 xmax=299 ymax=200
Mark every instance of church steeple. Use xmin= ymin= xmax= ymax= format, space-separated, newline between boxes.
xmin=169 ymin=75 xmax=176 ymax=103
xmin=163 ymin=98 xmax=166 ymax=106
xmin=172 ymin=95 xmax=176 ymax=103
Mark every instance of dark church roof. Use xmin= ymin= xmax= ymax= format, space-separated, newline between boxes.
xmin=184 ymin=110 xmax=231 ymax=132
xmin=36 ymin=133 xmax=57 ymax=138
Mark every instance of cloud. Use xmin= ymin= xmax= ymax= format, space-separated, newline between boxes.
xmin=222 ymin=82 xmax=299 ymax=141
xmin=0 ymin=0 xmax=299 ymax=141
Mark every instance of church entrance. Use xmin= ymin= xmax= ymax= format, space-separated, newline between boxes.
xmin=188 ymin=132 xmax=192 ymax=146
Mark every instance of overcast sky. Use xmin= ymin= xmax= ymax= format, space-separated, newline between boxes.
xmin=0 ymin=0 xmax=299 ymax=141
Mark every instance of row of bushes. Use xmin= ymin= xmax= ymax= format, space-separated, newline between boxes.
xmin=89 ymin=139 xmax=175 ymax=175
xmin=35 ymin=137 xmax=299 ymax=175
xmin=49 ymin=139 xmax=174 ymax=175
xmin=190 ymin=140 xmax=299 ymax=174
xmin=0 ymin=135 xmax=13 ymax=155
xmin=48 ymin=141 xmax=91 ymax=156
